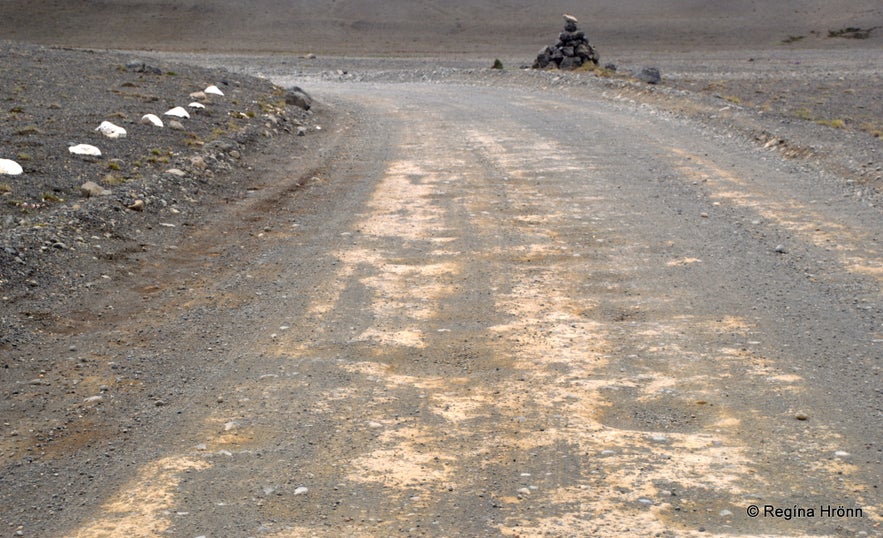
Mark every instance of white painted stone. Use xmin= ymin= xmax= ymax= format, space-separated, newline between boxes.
xmin=95 ymin=121 xmax=127 ymax=139
xmin=205 ymin=85 xmax=224 ymax=96
xmin=0 ymin=158 xmax=23 ymax=175
xmin=69 ymin=144 xmax=102 ymax=156
xmin=164 ymin=106 xmax=190 ymax=119
xmin=188 ymin=102 xmax=206 ymax=109
xmin=141 ymin=113 xmax=163 ymax=127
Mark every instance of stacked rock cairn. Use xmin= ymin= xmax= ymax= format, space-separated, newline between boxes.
xmin=533 ymin=14 xmax=599 ymax=70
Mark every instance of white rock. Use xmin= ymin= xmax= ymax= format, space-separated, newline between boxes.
xmin=69 ymin=144 xmax=102 ymax=156
xmin=164 ymin=106 xmax=190 ymax=119
xmin=294 ymin=487 xmax=309 ymax=495
xmin=95 ymin=121 xmax=127 ymax=139
xmin=188 ymin=102 xmax=206 ymax=109
xmin=141 ymin=113 xmax=163 ymax=127
xmin=0 ymin=158 xmax=23 ymax=175
xmin=205 ymin=85 xmax=224 ymax=96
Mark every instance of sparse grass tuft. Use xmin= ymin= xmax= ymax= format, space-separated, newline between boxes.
xmin=792 ymin=108 xmax=814 ymax=121
xmin=815 ymin=118 xmax=846 ymax=129
xmin=0 ymin=183 xmax=12 ymax=194
xmin=492 ymin=59 xmax=504 ymax=69
xmin=15 ymin=125 xmax=43 ymax=136
xmin=102 ymin=174 xmax=126 ymax=186
xmin=184 ymin=132 xmax=204 ymax=147
xmin=41 ymin=192 xmax=64 ymax=203
xmin=17 ymin=152 xmax=32 ymax=161
xmin=828 ymin=26 xmax=878 ymax=39
xmin=859 ymin=123 xmax=883 ymax=138
xmin=781 ymin=35 xmax=805 ymax=44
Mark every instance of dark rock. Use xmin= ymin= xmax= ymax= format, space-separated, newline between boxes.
xmin=285 ymin=87 xmax=312 ymax=110
xmin=559 ymin=56 xmax=583 ymax=70
xmin=637 ymin=67 xmax=661 ymax=84
xmin=125 ymin=60 xmax=162 ymax=75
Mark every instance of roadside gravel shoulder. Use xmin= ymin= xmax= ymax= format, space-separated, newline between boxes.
xmin=0 ymin=41 xmax=322 ymax=341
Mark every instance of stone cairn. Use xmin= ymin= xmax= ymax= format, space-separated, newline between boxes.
xmin=533 ymin=14 xmax=599 ymax=70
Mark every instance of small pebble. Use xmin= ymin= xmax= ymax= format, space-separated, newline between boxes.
xmin=795 ymin=413 xmax=809 ymax=421
xmin=294 ymin=486 xmax=309 ymax=495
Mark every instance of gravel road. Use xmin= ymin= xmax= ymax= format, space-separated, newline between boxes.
xmin=2 ymin=54 xmax=881 ymax=537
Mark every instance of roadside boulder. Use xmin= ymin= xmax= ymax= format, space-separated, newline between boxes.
xmin=80 ymin=181 xmax=111 ymax=197
xmin=636 ymin=67 xmax=662 ymax=84
xmin=285 ymin=87 xmax=312 ymax=110
xmin=125 ymin=60 xmax=162 ymax=75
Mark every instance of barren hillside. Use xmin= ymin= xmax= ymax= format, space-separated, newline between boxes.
xmin=1 ymin=0 xmax=881 ymax=54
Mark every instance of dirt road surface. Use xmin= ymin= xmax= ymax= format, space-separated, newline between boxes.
xmin=3 ymin=73 xmax=881 ymax=536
